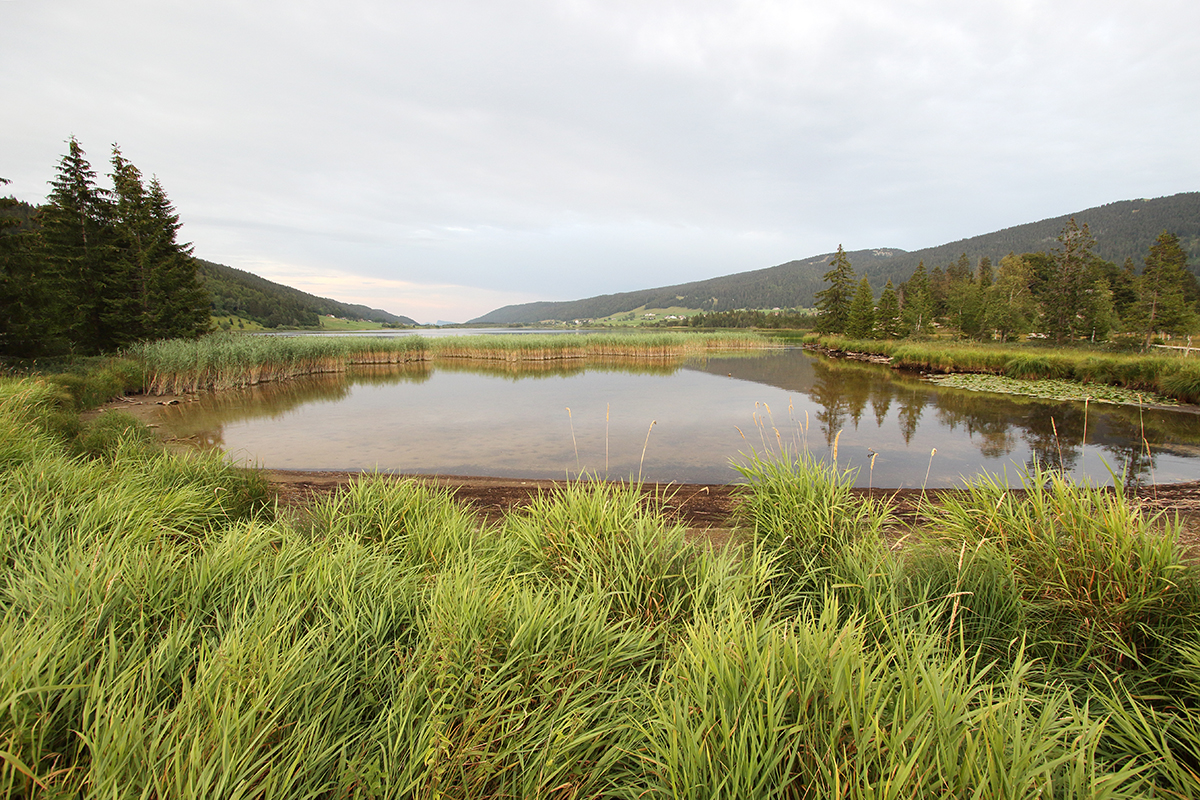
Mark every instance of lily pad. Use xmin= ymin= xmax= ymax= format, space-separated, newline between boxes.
xmin=925 ymin=373 xmax=1180 ymax=407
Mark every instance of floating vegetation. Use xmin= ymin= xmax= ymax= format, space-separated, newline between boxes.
xmin=927 ymin=373 xmax=1182 ymax=407
xmin=805 ymin=335 xmax=1200 ymax=404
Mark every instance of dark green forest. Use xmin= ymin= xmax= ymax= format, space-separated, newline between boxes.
xmin=810 ymin=223 xmax=1200 ymax=345
xmin=471 ymin=193 xmax=1200 ymax=324
xmin=199 ymin=260 xmax=416 ymax=329
xmin=1 ymin=139 xmax=415 ymax=357
xmin=1 ymin=139 xmax=210 ymax=357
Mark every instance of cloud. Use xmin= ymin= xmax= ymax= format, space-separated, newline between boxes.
xmin=3 ymin=0 xmax=1198 ymax=321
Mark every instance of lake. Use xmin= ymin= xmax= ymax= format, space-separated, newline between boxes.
xmin=156 ymin=349 xmax=1200 ymax=487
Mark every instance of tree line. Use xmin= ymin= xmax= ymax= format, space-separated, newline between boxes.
xmin=0 ymin=138 xmax=210 ymax=357
xmin=813 ymin=220 xmax=1199 ymax=346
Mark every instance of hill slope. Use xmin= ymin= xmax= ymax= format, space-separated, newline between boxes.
xmin=199 ymin=260 xmax=416 ymax=328
xmin=470 ymin=193 xmax=1200 ymax=324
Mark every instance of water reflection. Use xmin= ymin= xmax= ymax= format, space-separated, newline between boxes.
xmin=156 ymin=349 xmax=1200 ymax=487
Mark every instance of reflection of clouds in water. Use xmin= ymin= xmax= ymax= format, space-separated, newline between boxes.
xmin=159 ymin=352 xmax=1200 ymax=487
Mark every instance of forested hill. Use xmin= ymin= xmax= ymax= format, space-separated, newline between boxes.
xmin=470 ymin=192 xmax=1200 ymax=324
xmin=199 ymin=260 xmax=417 ymax=328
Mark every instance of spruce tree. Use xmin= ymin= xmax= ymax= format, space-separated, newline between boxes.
xmin=1137 ymin=231 xmax=1196 ymax=344
xmin=846 ymin=277 xmax=876 ymax=339
xmin=144 ymin=176 xmax=210 ymax=339
xmin=41 ymin=137 xmax=118 ymax=353
xmin=107 ymin=146 xmax=152 ymax=346
xmin=875 ymin=280 xmax=903 ymax=339
xmin=814 ymin=245 xmax=855 ymax=334
xmin=1043 ymin=218 xmax=1101 ymax=344
xmin=901 ymin=261 xmax=933 ymax=335
xmin=0 ymin=180 xmax=56 ymax=356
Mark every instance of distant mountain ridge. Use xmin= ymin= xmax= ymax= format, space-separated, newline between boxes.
xmin=470 ymin=192 xmax=1200 ymax=324
xmin=199 ymin=259 xmax=416 ymax=328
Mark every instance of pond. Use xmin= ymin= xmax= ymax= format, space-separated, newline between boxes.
xmin=156 ymin=349 xmax=1200 ymax=487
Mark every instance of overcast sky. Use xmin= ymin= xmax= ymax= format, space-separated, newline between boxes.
xmin=3 ymin=1 xmax=1198 ymax=323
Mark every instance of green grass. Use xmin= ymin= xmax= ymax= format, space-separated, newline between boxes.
xmin=316 ymin=314 xmax=386 ymax=331
xmin=211 ymin=314 xmax=267 ymax=332
xmin=3 ymin=372 xmax=1200 ymax=797
xmin=808 ymin=335 xmax=1200 ymax=404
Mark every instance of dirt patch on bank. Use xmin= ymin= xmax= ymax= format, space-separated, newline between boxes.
xmin=263 ymin=469 xmax=1200 ymax=557
xmin=93 ymin=393 xmax=1200 ymax=555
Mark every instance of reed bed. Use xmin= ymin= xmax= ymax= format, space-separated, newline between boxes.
xmin=807 ymin=334 xmax=1200 ymax=403
xmin=5 ymin=373 xmax=1200 ymax=797
xmin=132 ymin=331 xmax=775 ymax=395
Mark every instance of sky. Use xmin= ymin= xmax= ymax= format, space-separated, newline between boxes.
xmin=3 ymin=1 xmax=1198 ymax=324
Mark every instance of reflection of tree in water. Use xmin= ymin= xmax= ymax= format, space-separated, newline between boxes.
xmin=1090 ymin=412 xmax=1160 ymax=486
xmin=870 ymin=384 xmax=892 ymax=429
xmin=810 ymin=358 xmax=898 ymax=446
xmin=896 ymin=389 xmax=926 ymax=445
xmin=930 ymin=389 xmax=1022 ymax=460
xmin=809 ymin=368 xmax=848 ymax=449
xmin=1020 ymin=405 xmax=1083 ymax=475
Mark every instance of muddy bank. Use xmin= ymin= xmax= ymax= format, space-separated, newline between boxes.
xmin=95 ymin=392 xmax=1200 ymax=552
xmin=263 ymin=468 xmax=1200 ymax=555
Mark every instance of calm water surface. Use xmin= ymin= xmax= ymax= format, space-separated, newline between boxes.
xmin=157 ymin=350 xmax=1200 ymax=487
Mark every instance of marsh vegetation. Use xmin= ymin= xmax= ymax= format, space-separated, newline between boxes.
xmin=3 ymin=373 xmax=1200 ymax=797
xmin=131 ymin=331 xmax=776 ymax=394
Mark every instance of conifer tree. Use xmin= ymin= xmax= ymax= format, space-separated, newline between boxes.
xmin=0 ymin=180 xmax=56 ymax=356
xmin=35 ymin=138 xmax=211 ymax=352
xmin=901 ymin=261 xmax=933 ymax=335
xmin=875 ymin=280 xmax=903 ymax=339
xmin=144 ymin=176 xmax=210 ymax=338
xmin=41 ymin=136 xmax=118 ymax=353
xmin=1043 ymin=218 xmax=1099 ymax=344
xmin=107 ymin=146 xmax=152 ymax=345
xmin=814 ymin=245 xmax=855 ymax=334
xmin=846 ymin=276 xmax=876 ymax=339
xmin=1136 ymin=231 xmax=1196 ymax=344
xmin=977 ymin=256 xmax=993 ymax=290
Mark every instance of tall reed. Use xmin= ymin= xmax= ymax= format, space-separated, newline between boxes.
xmin=132 ymin=331 xmax=777 ymax=395
xmin=924 ymin=466 xmax=1200 ymax=683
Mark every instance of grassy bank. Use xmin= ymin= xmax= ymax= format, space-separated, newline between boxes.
xmin=4 ymin=374 xmax=1200 ymax=797
xmin=804 ymin=334 xmax=1200 ymax=404
xmin=131 ymin=331 xmax=775 ymax=394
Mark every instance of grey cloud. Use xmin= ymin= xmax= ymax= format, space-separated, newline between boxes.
xmin=2 ymin=0 xmax=1198 ymax=321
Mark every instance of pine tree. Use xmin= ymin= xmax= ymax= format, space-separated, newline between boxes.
xmin=875 ymin=280 xmax=903 ymax=339
xmin=0 ymin=180 xmax=56 ymax=356
xmin=846 ymin=277 xmax=876 ymax=339
xmin=41 ymin=136 xmax=118 ymax=353
xmin=814 ymin=245 xmax=856 ymax=334
xmin=37 ymin=139 xmax=211 ymax=352
xmin=144 ymin=176 xmax=210 ymax=339
xmin=901 ymin=261 xmax=933 ymax=335
xmin=1136 ymin=231 xmax=1196 ymax=344
xmin=977 ymin=256 xmax=993 ymax=290
xmin=107 ymin=146 xmax=152 ymax=346
xmin=1043 ymin=218 xmax=1098 ymax=344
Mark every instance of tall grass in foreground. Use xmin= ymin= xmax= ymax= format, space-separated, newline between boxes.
xmin=5 ymin=373 xmax=1200 ymax=797
xmin=924 ymin=467 xmax=1200 ymax=685
xmin=132 ymin=331 xmax=776 ymax=394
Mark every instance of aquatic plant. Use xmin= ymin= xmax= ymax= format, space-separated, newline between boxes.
xmin=131 ymin=330 xmax=777 ymax=394
xmin=808 ymin=335 xmax=1200 ymax=404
